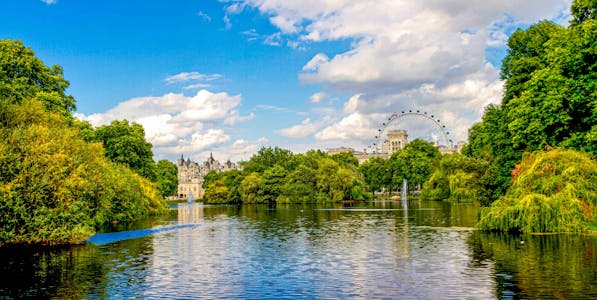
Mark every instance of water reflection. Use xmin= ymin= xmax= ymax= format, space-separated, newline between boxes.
xmin=469 ymin=232 xmax=597 ymax=299
xmin=177 ymin=203 xmax=204 ymax=224
xmin=0 ymin=201 xmax=596 ymax=299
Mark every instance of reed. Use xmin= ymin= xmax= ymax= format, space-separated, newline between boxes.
xmin=478 ymin=148 xmax=597 ymax=233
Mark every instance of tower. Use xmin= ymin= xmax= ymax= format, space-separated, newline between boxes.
xmin=384 ymin=129 xmax=408 ymax=154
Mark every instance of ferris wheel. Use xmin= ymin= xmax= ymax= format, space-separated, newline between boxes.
xmin=372 ymin=110 xmax=453 ymax=154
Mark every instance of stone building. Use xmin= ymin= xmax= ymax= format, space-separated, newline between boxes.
xmin=177 ymin=153 xmax=238 ymax=199
xmin=326 ymin=129 xmax=465 ymax=164
xmin=381 ymin=129 xmax=408 ymax=154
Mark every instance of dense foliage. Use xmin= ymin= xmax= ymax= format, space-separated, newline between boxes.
xmin=202 ymin=147 xmax=370 ymax=204
xmin=0 ymin=39 xmax=75 ymax=118
xmin=94 ymin=120 xmax=157 ymax=180
xmin=360 ymin=139 xmax=440 ymax=194
xmin=465 ymin=1 xmax=597 ymax=203
xmin=0 ymin=39 xmax=168 ymax=246
xmin=477 ymin=148 xmax=597 ymax=233
xmin=420 ymin=153 xmax=491 ymax=203
xmin=155 ymin=160 xmax=178 ymax=197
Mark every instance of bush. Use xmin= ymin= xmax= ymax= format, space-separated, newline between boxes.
xmin=478 ymin=148 xmax=597 ymax=233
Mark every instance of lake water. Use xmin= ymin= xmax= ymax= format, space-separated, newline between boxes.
xmin=1 ymin=200 xmax=596 ymax=299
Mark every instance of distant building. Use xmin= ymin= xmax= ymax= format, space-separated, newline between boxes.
xmin=326 ymin=147 xmax=356 ymax=155
xmin=382 ymin=130 xmax=408 ymax=154
xmin=326 ymin=129 xmax=465 ymax=164
xmin=177 ymin=153 xmax=239 ymax=199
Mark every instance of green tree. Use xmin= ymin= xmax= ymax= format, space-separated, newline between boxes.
xmin=238 ymin=172 xmax=263 ymax=203
xmin=359 ymin=157 xmax=391 ymax=193
xmin=279 ymin=164 xmax=319 ymax=203
xmin=570 ymin=0 xmax=597 ymax=25
xmin=202 ymin=170 xmax=220 ymax=190
xmin=478 ymin=148 xmax=597 ymax=233
xmin=95 ymin=120 xmax=156 ymax=180
xmin=330 ymin=152 xmax=359 ymax=168
xmin=0 ymin=39 xmax=75 ymax=117
xmin=204 ymin=147 xmax=369 ymax=204
xmin=501 ymin=21 xmax=564 ymax=104
xmin=466 ymin=10 xmax=597 ymax=204
xmin=155 ymin=160 xmax=178 ymax=197
xmin=243 ymin=147 xmax=294 ymax=173
xmin=0 ymin=99 xmax=167 ymax=246
xmin=389 ymin=139 xmax=441 ymax=191
xmin=421 ymin=153 xmax=489 ymax=202
xmin=203 ymin=179 xmax=229 ymax=204
xmin=260 ymin=164 xmax=288 ymax=203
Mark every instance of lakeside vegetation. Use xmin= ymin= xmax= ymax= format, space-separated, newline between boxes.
xmin=467 ymin=0 xmax=597 ymax=232
xmin=0 ymin=39 xmax=171 ymax=246
xmin=0 ymin=0 xmax=595 ymax=247
xmin=202 ymin=0 xmax=597 ymax=233
xmin=202 ymin=147 xmax=370 ymax=204
xmin=478 ymin=148 xmax=597 ymax=233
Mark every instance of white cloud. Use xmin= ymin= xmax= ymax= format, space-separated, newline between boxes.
xmin=165 ymin=72 xmax=222 ymax=84
xmin=241 ymin=29 xmax=260 ymax=41
xmin=276 ymin=118 xmax=318 ymax=138
xmin=255 ymin=104 xmax=306 ymax=115
xmin=197 ymin=11 xmax=212 ymax=22
xmin=264 ymin=32 xmax=282 ymax=46
xmin=315 ymin=113 xmax=374 ymax=141
xmin=229 ymin=0 xmax=569 ymax=146
xmin=309 ymin=92 xmax=327 ymax=103
xmin=342 ymin=94 xmax=361 ymax=114
xmin=224 ymin=111 xmax=256 ymax=125
xmin=219 ymin=137 xmax=270 ymax=162
xmin=302 ymin=53 xmax=328 ymax=71
xmin=79 ymin=90 xmax=254 ymax=161
xmin=183 ymin=83 xmax=212 ymax=90
xmin=40 ymin=0 xmax=57 ymax=4
xmin=270 ymin=15 xmax=300 ymax=33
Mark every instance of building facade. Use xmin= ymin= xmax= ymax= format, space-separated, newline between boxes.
xmin=177 ymin=153 xmax=238 ymax=199
xmin=381 ymin=130 xmax=408 ymax=154
xmin=326 ymin=129 xmax=465 ymax=164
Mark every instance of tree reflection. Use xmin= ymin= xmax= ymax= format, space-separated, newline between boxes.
xmin=0 ymin=235 xmax=156 ymax=298
xmin=0 ymin=245 xmax=108 ymax=298
xmin=468 ymin=231 xmax=597 ymax=299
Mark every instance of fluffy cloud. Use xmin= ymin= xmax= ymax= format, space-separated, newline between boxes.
xmin=315 ymin=112 xmax=375 ymax=141
xmin=309 ymin=92 xmax=327 ymax=103
xmin=231 ymin=0 xmax=569 ymax=146
xmin=40 ymin=0 xmax=57 ymax=4
xmin=79 ymin=89 xmax=255 ymax=162
xmin=277 ymin=118 xmax=316 ymax=138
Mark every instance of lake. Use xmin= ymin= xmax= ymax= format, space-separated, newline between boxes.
xmin=1 ymin=200 xmax=596 ymax=299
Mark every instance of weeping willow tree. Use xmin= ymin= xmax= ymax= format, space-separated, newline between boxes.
xmin=478 ymin=148 xmax=597 ymax=233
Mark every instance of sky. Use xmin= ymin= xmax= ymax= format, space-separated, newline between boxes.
xmin=1 ymin=0 xmax=572 ymax=163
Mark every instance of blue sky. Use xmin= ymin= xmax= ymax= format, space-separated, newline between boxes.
xmin=1 ymin=0 xmax=571 ymax=162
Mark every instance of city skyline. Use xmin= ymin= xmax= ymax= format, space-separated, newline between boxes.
xmin=1 ymin=0 xmax=572 ymax=162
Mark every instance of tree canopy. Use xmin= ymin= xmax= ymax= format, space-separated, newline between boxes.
xmin=95 ymin=120 xmax=156 ymax=180
xmin=155 ymin=160 xmax=178 ymax=197
xmin=359 ymin=139 xmax=440 ymax=194
xmin=0 ymin=39 xmax=167 ymax=246
xmin=466 ymin=3 xmax=597 ymax=204
xmin=0 ymin=39 xmax=75 ymax=117
xmin=202 ymin=147 xmax=370 ymax=204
